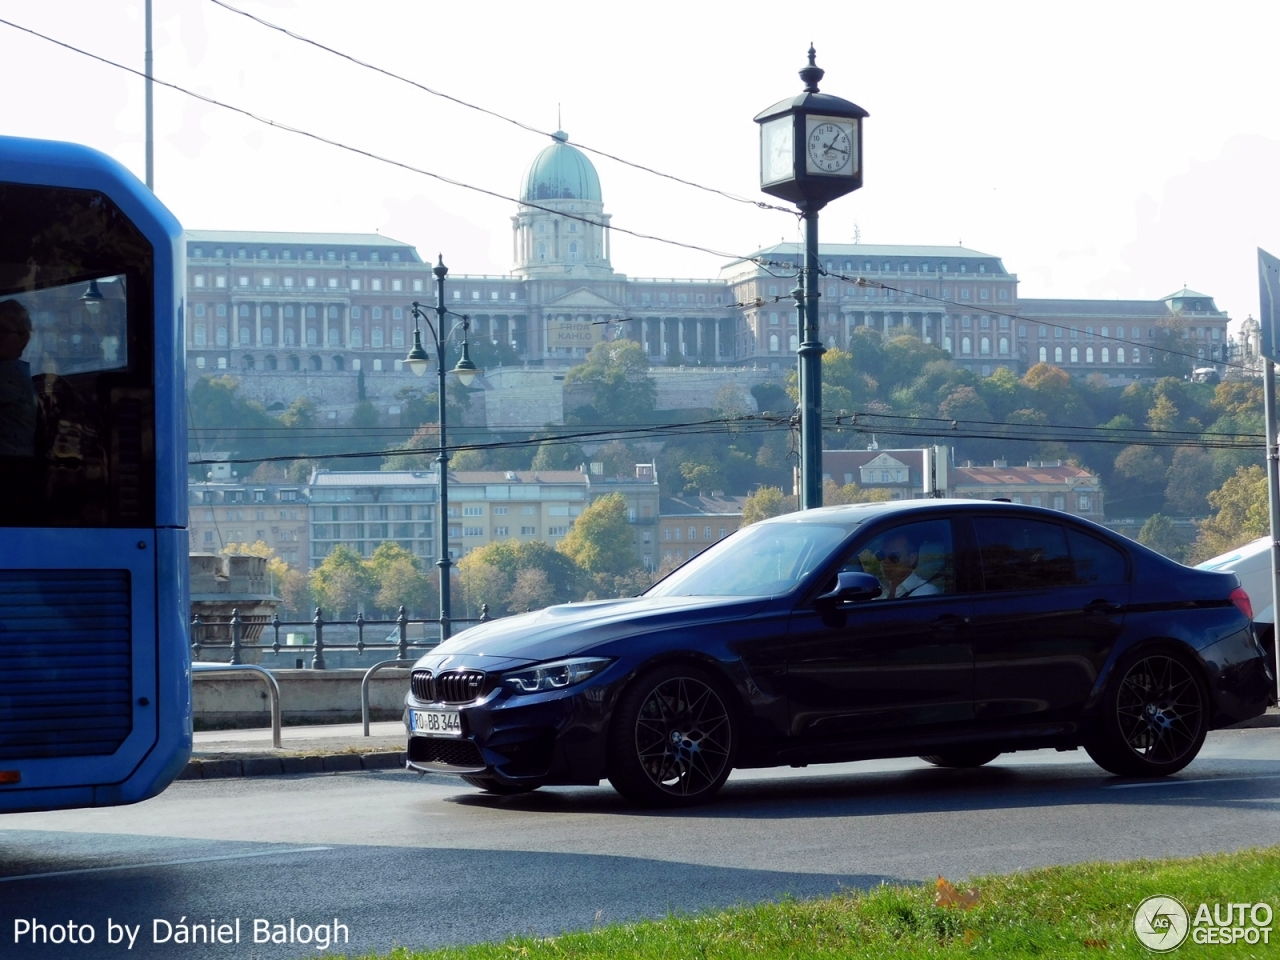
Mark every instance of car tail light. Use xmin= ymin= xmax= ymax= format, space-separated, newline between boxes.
xmin=1231 ymin=587 xmax=1254 ymax=620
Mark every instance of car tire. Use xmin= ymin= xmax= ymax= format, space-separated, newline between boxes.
xmin=459 ymin=775 xmax=538 ymax=795
xmin=1085 ymin=647 xmax=1209 ymax=777
xmin=920 ymin=748 xmax=1001 ymax=768
xmin=607 ymin=663 xmax=737 ymax=808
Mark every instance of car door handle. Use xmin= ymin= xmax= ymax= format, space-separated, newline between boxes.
xmin=1085 ymin=599 xmax=1123 ymax=615
xmin=930 ymin=614 xmax=969 ymax=631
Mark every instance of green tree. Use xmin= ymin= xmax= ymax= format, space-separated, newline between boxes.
xmin=310 ymin=545 xmax=374 ymax=617
xmin=349 ymin=399 xmax=380 ymax=431
xmin=558 ymin=492 xmax=637 ymax=576
xmin=382 ymin=423 xmax=438 ymax=471
xmin=741 ymin=485 xmax=796 ymax=526
xmin=563 ymin=340 xmax=657 ymax=424
xmin=457 ymin=559 xmax=511 ymax=618
xmin=1190 ymin=465 xmax=1269 ymax=563
xmin=1163 ymin=446 xmax=1217 ymax=516
xmin=279 ymin=397 xmax=317 ymax=430
xmin=531 ymin=439 xmax=586 ymax=471
xmin=1138 ymin=513 xmax=1187 ymax=562
xmin=366 ymin=542 xmax=430 ymax=616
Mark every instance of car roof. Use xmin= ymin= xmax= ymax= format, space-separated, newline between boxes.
xmin=760 ymin=498 xmax=1084 ymax=524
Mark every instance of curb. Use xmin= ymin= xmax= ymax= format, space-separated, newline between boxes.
xmin=179 ymin=751 xmax=407 ymax=780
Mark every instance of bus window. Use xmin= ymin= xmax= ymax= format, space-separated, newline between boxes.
xmin=0 ymin=183 xmax=154 ymax=528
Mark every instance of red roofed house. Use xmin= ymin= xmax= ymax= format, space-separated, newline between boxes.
xmin=950 ymin=460 xmax=1103 ymax=523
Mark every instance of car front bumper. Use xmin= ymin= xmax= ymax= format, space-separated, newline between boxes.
xmin=404 ymin=679 xmax=614 ymax=787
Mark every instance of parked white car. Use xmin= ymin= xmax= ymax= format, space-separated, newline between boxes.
xmin=1197 ymin=537 xmax=1274 ymax=623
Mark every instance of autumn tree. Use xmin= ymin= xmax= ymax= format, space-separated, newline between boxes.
xmin=557 ymin=492 xmax=637 ymax=577
xmin=741 ymin=485 xmax=796 ymax=526
xmin=1189 ymin=465 xmax=1269 ymax=563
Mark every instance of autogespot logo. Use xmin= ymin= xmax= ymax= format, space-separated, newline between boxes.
xmin=1134 ymin=896 xmax=1190 ymax=952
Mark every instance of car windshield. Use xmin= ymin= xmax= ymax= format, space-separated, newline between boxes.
xmin=646 ymin=520 xmax=855 ymax=598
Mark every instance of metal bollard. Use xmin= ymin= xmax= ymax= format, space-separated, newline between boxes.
xmin=311 ymin=606 xmax=326 ymax=670
xmin=229 ymin=607 xmax=243 ymax=666
xmin=396 ymin=605 xmax=409 ymax=661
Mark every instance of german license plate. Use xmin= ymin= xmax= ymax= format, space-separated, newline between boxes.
xmin=410 ymin=709 xmax=462 ymax=737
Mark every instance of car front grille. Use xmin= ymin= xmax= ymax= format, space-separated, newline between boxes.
xmin=410 ymin=669 xmax=486 ymax=704
xmin=408 ymin=736 xmax=484 ymax=768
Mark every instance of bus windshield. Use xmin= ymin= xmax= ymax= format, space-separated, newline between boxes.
xmin=0 ymin=183 xmax=154 ymax=528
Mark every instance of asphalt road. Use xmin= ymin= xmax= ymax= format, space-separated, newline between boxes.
xmin=3 ymin=727 xmax=1279 ymax=959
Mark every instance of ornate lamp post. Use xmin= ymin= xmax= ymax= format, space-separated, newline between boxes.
xmin=756 ymin=46 xmax=867 ymax=509
xmin=406 ymin=255 xmax=478 ymax=640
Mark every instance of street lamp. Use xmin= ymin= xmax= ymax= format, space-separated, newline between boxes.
xmin=756 ymin=45 xmax=868 ymax=509
xmin=405 ymin=254 xmax=479 ymax=640
xmin=80 ymin=279 xmax=105 ymax=315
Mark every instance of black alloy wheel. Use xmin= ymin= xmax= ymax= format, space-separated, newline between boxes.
xmin=459 ymin=775 xmax=538 ymax=795
xmin=1086 ymin=650 xmax=1208 ymax=777
xmin=920 ymin=748 xmax=1002 ymax=769
xmin=608 ymin=664 xmax=736 ymax=807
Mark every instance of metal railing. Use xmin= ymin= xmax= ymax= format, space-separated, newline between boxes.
xmin=190 ymin=604 xmax=491 ymax=669
xmin=191 ymin=604 xmax=494 ymax=739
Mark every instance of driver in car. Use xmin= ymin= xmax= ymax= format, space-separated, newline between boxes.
xmin=877 ymin=531 xmax=945 ymax=599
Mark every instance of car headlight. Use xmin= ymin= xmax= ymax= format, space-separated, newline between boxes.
xmin=501 ymin=657 xmax=613 ymax=694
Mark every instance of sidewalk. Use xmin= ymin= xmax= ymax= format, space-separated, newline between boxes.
xmin=180 ymin=721 xmax=409 ymax=780
xmin=178 ymin=709 xmax=1279 ymax=781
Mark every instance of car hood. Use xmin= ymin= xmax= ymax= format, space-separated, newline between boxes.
xmin=414 ymin=594 xmax=771 ymax=670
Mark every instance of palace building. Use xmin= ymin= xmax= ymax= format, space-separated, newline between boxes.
xmin=184 ymin=130 xmax=1233 ymax=420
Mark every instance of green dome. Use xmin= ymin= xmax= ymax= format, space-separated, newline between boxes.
xmin=520 ymin=131 xmax=602 ymax=203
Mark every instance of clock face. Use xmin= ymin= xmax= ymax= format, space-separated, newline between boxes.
xmin=761 ymin=117 xmax=794 ymax=184
xmin=805 ymin=117 xmax=856 ymax=176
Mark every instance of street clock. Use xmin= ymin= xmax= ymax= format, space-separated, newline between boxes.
xmin=755 ymin=47 xmax=868 ymax=210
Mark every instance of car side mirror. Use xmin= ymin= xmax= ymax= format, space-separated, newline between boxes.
xmin=816 ymin=571 xmax=882 ymax=605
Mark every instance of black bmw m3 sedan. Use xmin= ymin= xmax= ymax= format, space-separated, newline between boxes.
xmin=405 ymin=500 xmax=1275 ymax=807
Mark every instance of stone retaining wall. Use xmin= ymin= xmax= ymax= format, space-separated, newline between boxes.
xmin=193 ymin=667 xmax=412 ymax=727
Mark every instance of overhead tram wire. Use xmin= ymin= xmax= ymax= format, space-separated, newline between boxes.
xmin=189 ymin=406 xmax=1262 ymax=468
xmin=206 ymin=0 xmax=797 ymax=217
xmin=0 ymin=17 xmax=792 ymax=270
xmin=817 ymin=268 xmax=1245 ymax=372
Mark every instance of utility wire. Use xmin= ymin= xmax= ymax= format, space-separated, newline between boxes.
xmin=206 ymin=0 xmax=796 ymax=217
xmin=0 ymin=16 xmax=783 ymax=268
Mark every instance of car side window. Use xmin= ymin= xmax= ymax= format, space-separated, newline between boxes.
xmin=1067 ymin=528 xmax=1128 ymax=584
xmin=975 ymin=517 xmax=1074 ymax=591
xmin=843 ymin=519 xmax=955 ymax=600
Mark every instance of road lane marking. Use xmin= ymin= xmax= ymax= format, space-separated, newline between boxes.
xmin=1104 ymin=774 xmax=1280 ymax=790
xmin=0 ymin=845 xmax=332 ymax=883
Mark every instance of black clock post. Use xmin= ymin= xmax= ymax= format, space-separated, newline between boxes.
xmin=755 ymin=47 xmax=868 ymax=510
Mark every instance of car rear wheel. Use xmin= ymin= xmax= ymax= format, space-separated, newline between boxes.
xmin=1085 ymin=649 xmax=1208 ymax=777
xmin=608 ymin=664 xmax=737 ymax=808
xmin=459 ymin=775 xmax=539 ymax=795
xmin=920 ymin=748 xmax=1001 ymax=768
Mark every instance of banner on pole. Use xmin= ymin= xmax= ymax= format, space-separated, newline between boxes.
xmin=1259 ymin=248 xmax=1280 ymax=362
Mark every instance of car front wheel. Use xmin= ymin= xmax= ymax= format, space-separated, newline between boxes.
xmin=608 ymin=664 xmax=737 ymax=808
xmin=1085 ymin=649 xmax=1208 ymax=777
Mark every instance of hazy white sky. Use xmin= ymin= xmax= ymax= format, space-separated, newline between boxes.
xmin=3 ymin=1 xmax=1279 ymax=330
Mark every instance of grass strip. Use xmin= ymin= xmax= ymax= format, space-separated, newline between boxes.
xmin=358 ymin=847 xmax=1280 ymax=959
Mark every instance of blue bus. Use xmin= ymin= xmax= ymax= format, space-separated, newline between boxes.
xmin=0 ymin=135 xmax=189 ymax=813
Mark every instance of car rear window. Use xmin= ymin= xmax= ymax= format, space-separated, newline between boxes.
xmin=976 ymin=517 xmax=1128 ymax=590
xmin=976 ymin=517 xmax=1074 ymax=591
xmin=1066 ymin=528 xmax=1127 ymax=584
